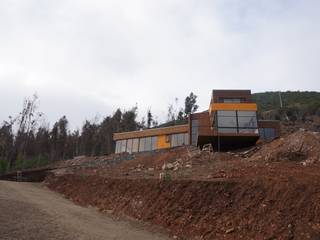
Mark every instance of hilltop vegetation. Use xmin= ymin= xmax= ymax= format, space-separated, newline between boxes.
xmin=253 ymin=91 xmax=320 ymax=120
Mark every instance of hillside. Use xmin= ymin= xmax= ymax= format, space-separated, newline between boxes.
xmin=253 ymin=91 xmax=320 ymax=120
xmin=253 ymin=91 xmax=320 ymax=112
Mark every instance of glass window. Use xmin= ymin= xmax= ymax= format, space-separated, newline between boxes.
xmin=145 ymin=137 xmax=152 ymax=151
xmin=132 ymin=138 xmax=139 ymax=153
xmin=171 ymin=134 xmax=178 ymax=147
xmin=115 ymin=141 xmax=121 ymax=153
xmin=238 ymin=116 xmax=258 ymax=128
xmin=259 ymin=128 xmax=276 ymax=140
xmin=217 ymin=116 xmax=237 ymax=128
xmin=139 ymin=138 xmax=145 ymax=152
xmin=120 ymin=140 xmax=127 ymax=153
xmin=217 ymin=110 xmax=236 ymax=117
xmin=184 ymin=133 xmax=189 ymax=145
xmin=218 ymin=128 xmax=238 ymax=133
xmin=191 ymin=120 xmax=199 ymax=146
xmin=177 ymin=133 xmax=184 ymax=146
xmin=151 ymin=136 xmax=158 ymax=150
xmin=222 ymin=98 xmax=241 ymax=103
xmin=237 ymin=111 xmax=256 ymax=117
xmin=126 ymin=139 xmax=133 ymax=153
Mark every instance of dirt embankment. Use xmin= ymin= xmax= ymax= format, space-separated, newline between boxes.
xmin=47 ymin=174 xmax=320 ymax=240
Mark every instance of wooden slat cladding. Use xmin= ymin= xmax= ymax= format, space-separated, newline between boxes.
xmin=211 ymin=89 xmax=252 ymax=103
xmin=113 ymin=124 xmax=189 ymax=141
xmin=191 ymin=112 xmax=215 ymax=136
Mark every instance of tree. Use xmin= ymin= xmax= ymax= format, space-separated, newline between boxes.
xmin=15 ymin=93 xmax=43 ymax=168
xmin=147 ymin=109 xmax=153 ymax=128
xmin=184 ymin=92 xmax=199 ymax=117
xmin=50 ymin=116 xmax=69 ymax=161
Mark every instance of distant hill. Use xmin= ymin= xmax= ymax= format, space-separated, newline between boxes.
xmin=253 ymin=91 xmax=320 ymax=120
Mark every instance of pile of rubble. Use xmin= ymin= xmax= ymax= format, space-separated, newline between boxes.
xmin=250 ymin=129 xmax=320 ymax=165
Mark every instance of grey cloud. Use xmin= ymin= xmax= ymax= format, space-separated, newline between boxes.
xmin=0 ymin=0 xmax=319 ymax=128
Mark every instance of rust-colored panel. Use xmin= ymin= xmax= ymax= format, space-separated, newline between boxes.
xmin=211 ymin=89 xmax=252 ymax=103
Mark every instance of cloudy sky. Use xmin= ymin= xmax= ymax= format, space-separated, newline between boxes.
xmin=0 ymin=0 xmax=319 ymax=129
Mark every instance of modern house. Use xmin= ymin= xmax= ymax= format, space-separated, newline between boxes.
xmin=113 ymin=90 xmax=280 ymax=154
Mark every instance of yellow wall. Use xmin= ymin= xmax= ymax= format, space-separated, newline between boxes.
xmin=210 ymin=103 xmax=257 ymax=112
xmin=157 ymin=135 xmax=170 ymax=149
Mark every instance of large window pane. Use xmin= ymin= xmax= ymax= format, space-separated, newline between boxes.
xmin=184 ymin=133 xmax=189 ymax=145
xmin=171 ymin=134 xmax=178 ymax=147
xmin=115 ymin=141 xmax=121 ymax=153
xmin=191 ymin=120 xmax=199 ymax=146
xmin=217 ymin=116 xmax=237 ymax=127
xmin=139 ymin=138 xmax=145 ymax=152
xmin=217 ymin=110 xmax=236 ymax=117
xmin=151 ymin=136 xmax=157 ymax=150
xmin=126 ymin=139 xmax=133 ymax=154
xmin=177 ymin=133 xmax=184 ymax=146
xmin=238 ymin=116 xmax=257 ymax=128
xmin=222 ymin=98 xmax=241 ymax=103
xmin=237 ymin=111 xmax=256 ymax=117
xmin=145 ymin=137 xmax=152 ymax=151
xmin=120 ymin=140 xmax=127 ymax=153
xmin=132 ymin=138 xmax=139 ymax=153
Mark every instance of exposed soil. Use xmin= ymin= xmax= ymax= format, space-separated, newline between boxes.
xmin=45 ymin=129 xmax=320 ymax=239
xmin=47 ymin=174 xmax=320 ymax=240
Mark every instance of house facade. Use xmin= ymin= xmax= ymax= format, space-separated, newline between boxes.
xmin=113 ymin=90 xmax=280 ymax=153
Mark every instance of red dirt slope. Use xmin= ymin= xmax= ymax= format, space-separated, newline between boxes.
xmin=47 ymin=174 xmax=320 ymax=240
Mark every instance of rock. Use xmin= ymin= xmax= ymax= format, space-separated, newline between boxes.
xmin=148 ymin=168 xmax=154 ymax=171
xmin=162 ymin=163 xmax=174 ymax=170
xmin=186 ymin=164 xmax=192 ymax=168
xmin=225 ymin=228 xmax=235 ymax=234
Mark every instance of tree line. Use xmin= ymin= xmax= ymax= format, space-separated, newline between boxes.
xmin=0 ymin=92 xmax=198 ymax=173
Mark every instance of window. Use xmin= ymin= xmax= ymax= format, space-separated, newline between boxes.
xmin=126 ymin=139 xmax=133 ymax=154
xmin=217 ymin=111 xmax=237 ymax=128
xmin=151 ymin=136 xmax=158 ymax=150
xmin=217 ymin=110 xmax=236 ymax=117
xmin=259 ymin=128 xmax=276 ymax=140
xmin=132 ymin=138 xmax=139 ymax=153
xmin=184 ymin=133 xmax=189 ymax=145
xmin=237 ymin=111 xmax=257 ymax=128
xmin=171 ymin=134 xmax=178 ymax=147
xmin=177 ymin=133 xmax=184 ymax=146
xmin=120 ymin=140 xmax=127 ymax=153
xmin=215 ymin=110 xmax=258 ymax=134
xmin=219 ymin=98 xmax=244 ymax=103
xmin=139 ymin=138 xmax=145 ymax=152
xmin=145 ymin=137 xmax=152 ymax=151
xmin=115 ymin=141 xmax=121 ymax=153
xmin=191 ymin=120 xmax=199 ymax=146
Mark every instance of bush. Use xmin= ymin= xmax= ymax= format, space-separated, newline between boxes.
xmin=0 ymin=160 xmax=9 ymax=174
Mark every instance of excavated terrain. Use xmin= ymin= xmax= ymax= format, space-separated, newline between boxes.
xmin=46 ymin=129 xmax=320 ymax=239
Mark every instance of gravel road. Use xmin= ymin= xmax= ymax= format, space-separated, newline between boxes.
xmin=0 ymin=180 xmax=169 ymax=240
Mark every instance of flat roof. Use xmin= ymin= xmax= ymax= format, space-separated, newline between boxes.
xmin=113 ymin=124 xmax=189 ymax=141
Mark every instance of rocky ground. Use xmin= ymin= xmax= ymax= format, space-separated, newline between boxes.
xmin=46 ymin=129 xmax=320 ymax=239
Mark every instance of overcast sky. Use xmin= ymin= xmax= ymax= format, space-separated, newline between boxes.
xmin=0 ymin=0 xmax=319 ymax=129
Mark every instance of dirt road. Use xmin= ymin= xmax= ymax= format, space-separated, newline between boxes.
xmin=0 ymin=180 xmax=169 ymax=240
